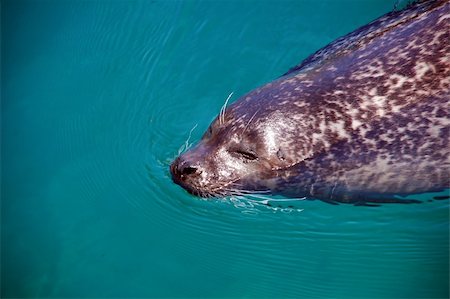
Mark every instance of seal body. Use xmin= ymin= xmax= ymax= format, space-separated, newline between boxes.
xmin=170 ymin=0 xmax=450 ymax=204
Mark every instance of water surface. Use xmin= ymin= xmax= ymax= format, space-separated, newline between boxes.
xmin=2 ymin=1 xmax=449 ymax=298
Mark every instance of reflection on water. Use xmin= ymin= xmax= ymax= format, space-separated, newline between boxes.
xmin=2 ymin=0 xmax=448 ymax=298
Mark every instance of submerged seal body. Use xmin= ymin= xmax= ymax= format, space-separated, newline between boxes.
xmin=170 ymin=0 xmax=450 ymax=204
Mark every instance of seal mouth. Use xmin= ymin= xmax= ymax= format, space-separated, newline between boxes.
xmin=170 ymin=157 xmax=274 ymax=198
xmin=170 ymin=162 xmax=239 ymax=198
xmin=171 ymin=178 xmax=223 ymax=198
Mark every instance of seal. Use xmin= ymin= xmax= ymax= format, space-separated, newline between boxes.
xmin=170 ymin=0 xmax=450 ymax=205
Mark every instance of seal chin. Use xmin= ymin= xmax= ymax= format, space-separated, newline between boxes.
xmin=170 ymin=149 xmax=278 ymax=198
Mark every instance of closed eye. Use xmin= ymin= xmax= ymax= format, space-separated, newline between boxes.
xmin=235 ymin=149 xmax=258 ymax=161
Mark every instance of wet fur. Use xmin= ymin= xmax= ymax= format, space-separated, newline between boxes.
xmin=171 ymin=0 xmax=450 ymax=204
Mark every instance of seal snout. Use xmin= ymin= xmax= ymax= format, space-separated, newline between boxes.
xmin=170 ymin=155 xmax=208 ymax=196
xmin=170 ymin=156 xmax=200 ymax=182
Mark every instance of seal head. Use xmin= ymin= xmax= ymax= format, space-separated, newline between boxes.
xmin=171 ymin=103 xmax=298 ymax=197
xmin=171 ymin=0 xmax=450 ymax=203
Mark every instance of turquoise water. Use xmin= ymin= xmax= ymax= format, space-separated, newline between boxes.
xmin=2 ymin=0 xmax=449 ymax=298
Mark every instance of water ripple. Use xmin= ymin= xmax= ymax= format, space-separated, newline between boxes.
xmin=36 ymin=1 xmax=450 ymax=298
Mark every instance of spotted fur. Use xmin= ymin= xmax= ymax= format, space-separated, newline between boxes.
xmin=171 ymin=0 xmax=450 ymax=203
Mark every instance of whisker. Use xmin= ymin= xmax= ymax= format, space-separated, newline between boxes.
xmin=241 ymin=107 xmax=261 ymax=136
xmin=184 ymin=123 xmax=198 ymax=152
xmin=218 ymin=188 xmax=304 ymax=212
xmin=229 ymin=195 xmax=245 ymax=201
xmin=222 ymin=186 xmax=304 ymax=203
xmin=241 ymin=193 xmax=275 ymax=202
xmin=219 ymin=188 xmax=244 ymax=196
xmin=178 ymin=123 xmax=198 ymax=154
xmin=219 ymin=92 xmax=233 ymax=125
xmin=230 ymin=188 xmax=271 ymax=194
xmin=226 ymin=183 xmax=271 ymax=194
xmin=258 ymin=196 xmax=306 ymax=205
xmin=221 ymin=188 xmax=272 ymax=201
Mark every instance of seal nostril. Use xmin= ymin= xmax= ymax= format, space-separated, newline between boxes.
xmin=171 ymin=157 xmax=198 ymax=178
xmin=181 ymin=166 xmax=197 ymax=175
